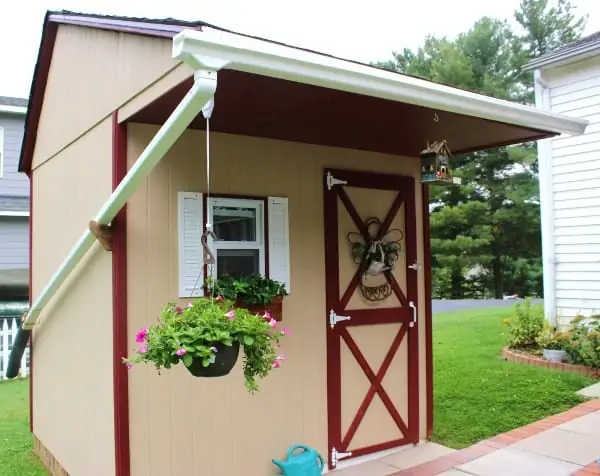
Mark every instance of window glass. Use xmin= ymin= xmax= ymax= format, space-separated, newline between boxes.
xmin=213 ymin=204 xmax=257 ymax=242
xmin=216 ymin=249 xmax=260 ymax=278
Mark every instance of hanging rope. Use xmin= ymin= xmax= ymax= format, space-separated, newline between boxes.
xmin=191 ymin=98 xmax=217 ymax=298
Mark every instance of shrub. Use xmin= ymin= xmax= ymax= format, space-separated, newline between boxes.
xmin=503 ymin=298 xmax=544 ymax=349
xmin=535 ymin=321 xmax=568 ymax=350
xmin=562 ymin=315 xmax=600 ymax=369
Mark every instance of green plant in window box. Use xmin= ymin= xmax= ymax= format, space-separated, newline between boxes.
xmin=205 ymin=274 xmax=288 ymax=321
xmin=122 ymin=297 xmax=290 ymax=393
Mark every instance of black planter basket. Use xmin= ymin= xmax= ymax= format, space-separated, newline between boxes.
xmin=185 ymin=342 xmax=241 ymax=378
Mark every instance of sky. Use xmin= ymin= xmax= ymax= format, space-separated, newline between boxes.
xmin=1 ymin=0 xmax=599 ymax=99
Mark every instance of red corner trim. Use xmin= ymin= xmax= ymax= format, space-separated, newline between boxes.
xmin=29 ymin=172 xmax=34 ymax=432
xmin=112 ymin=112 xmax=130 ymax=476
xmin=422 ymin=185 xmax=433 ymax=439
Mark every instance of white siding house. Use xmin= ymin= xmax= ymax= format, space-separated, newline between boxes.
xmin=527 ymin=32 xmax=600 ymax=326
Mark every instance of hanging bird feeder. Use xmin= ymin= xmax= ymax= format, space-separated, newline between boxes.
xmin=420 ymin=140 xmax=462 ymax=186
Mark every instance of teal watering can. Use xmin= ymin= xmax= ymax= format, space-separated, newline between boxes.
xmin=272 ymin=445 xmax=326 ymax=476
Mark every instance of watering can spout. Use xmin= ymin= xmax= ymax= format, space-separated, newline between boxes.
xmin=272 ymin=445 xmax=325 ymax=475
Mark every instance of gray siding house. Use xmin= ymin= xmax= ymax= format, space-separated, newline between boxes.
xmin=0 ymin=96 xmax=29 ymax=301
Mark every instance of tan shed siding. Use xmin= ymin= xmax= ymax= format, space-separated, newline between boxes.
xmin=126 ymin=124 xmax=426 ymax=476
xmin=32 ymin=25 xmax=178 ymax=170
xmin=546 ymin=56 xmax=600 ymax=322
xmin=31 ymin=118 xmax=115 ymax=476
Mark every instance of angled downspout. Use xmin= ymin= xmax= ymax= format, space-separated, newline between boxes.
xmin=534 ymin=69 xmax=557 ymax=326
xmin=6 ymin=51 xmax=227 ymax=377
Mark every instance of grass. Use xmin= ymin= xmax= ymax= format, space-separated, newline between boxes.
xmin=432 ymin=306 xmax=594 ymax=449
xmin=0 ymin=379 xmax=46 ymax=475
xmin=0 ymin=307 xmax=594 ymax=469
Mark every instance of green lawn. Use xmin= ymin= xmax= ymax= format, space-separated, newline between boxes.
xmin=0 ymin=379 xmax=46 ymax=475
xmin=432 ymin=306 xmax=594 ymax=449
xmin=0 ymin=307 xmax=594 ymax=471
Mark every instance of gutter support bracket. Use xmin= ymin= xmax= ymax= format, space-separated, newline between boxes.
xmin=89 ymin=220 xmax=113 ymax=251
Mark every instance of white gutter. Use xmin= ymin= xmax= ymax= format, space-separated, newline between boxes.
xmin=0 ymin=104 xmax=27 ymax=115
xmin=173 ymin=28 xmax=588 ymax=136
xmin=22 ymin=66 xmax=221 ymax=329
xmin=534 ymin=69 xmax=557 ymax=326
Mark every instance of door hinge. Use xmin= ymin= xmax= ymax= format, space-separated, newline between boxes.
xmin=330 ymin=447 xmax=352 ymax=467
xmin=329 ymin=309 xmax=351 ymax=329
xmin=326 ymin=171 xmax=348 ymax=191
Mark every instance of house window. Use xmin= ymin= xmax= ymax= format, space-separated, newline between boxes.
xmin=208 ymin=197 xmax=265 ymax=278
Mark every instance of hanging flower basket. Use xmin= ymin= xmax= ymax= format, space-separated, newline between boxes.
xmin=123 ymin=297 xmax=290 ymax=393
xmin=186 ymin=341 xmax=241 ymax=377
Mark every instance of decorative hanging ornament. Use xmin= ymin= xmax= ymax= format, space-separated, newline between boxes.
xmin=347 ymin=217 xmax=403 ymax=302
xmin=420 ymin=139 xmax=462 ymax=186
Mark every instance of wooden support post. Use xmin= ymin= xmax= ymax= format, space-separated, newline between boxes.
xmin=89 ymin=220 xmax=114 ymax=251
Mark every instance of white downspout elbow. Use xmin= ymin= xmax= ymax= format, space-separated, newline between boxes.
xmin=534 ymin=69 xmax=557 ymax=326
xmin=22 ymin=64 xmax=223 ymax=330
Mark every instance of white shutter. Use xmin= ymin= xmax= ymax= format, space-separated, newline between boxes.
xmin=267 ymin=197 xmax=291 ymax=293
xmin=178 ymin=192 xmax=204 ymax=298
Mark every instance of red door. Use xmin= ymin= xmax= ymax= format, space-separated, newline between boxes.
xmin=324 ymin=168 xmax=419 ymax=470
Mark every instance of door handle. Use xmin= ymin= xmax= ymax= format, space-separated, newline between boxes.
xmin=409 ymin=301 xmax=417 ymax=328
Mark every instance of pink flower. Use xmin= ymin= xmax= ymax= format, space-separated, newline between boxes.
xmin=272 ymin=360 xmax=281 ymax=369
xmin=138 ymin=345 xmax=148 ymax=354
xmin=175 ymin=306 xmax=183 ymax=315
xmin=276 ymin=355 xmax=285 ymax=361
xmin=225 ymin=310 xmax=235 ymax=320
xmin=126 ymin=362 xmax=133 ymax=370
xmin=176 ymin=348 xmax=186 ymax=357
xmin=216 ymin=295 xmax=223 ymax=301
xmin=135 ymin=327 xmax=148 ymax=343
xmin=268 ymin=318 xmax=277 ymax=328
xmin=263 ymin=310 xmax=272 ymax=320
xmin=281 ymin=328 xmax=291 ymax=335
xmin=185 ymin=302 xmax=193 ymax=308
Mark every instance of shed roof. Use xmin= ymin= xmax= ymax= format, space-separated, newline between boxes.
xmin=20 ymin=10 xmax=588 ymax=174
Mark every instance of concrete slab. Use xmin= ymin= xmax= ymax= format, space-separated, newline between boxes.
xmin=577 ymin=382 xmax=600 ymax=398
xmin=437 ymin=471 xmax=474 ymax=476
xmin=556 ymin=411 xmax=600 ymax=437
xmin=330 ymin=459 xmax=397 ymax=476
xmin=457 ymin=447 xmax=581 ymax=476
xmin=512 ymin=428 xmax=600 ymax=465
xmin=380 ymin=442 xmax=456 ymax=470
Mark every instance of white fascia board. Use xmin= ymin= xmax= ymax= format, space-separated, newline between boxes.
xmin=0 ymin=211 xmax=29 ymax=217
xmin=0 ymin=105 xmax=27 ymax=115
xmin=172 ymin=28 xmax=588 ymax=137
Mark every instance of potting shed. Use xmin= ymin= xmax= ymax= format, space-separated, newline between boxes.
xmin=8 ymin=10 xmax=587 ymax=476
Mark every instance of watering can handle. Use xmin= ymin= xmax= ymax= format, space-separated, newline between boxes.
xmin=286 ymin=445 xmax=326 ymax=470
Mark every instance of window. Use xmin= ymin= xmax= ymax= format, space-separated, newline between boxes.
xmin=178 ymin=192 xmax=290 ymax=298
xmin=208 ymin=198 xmax=265 ymax=278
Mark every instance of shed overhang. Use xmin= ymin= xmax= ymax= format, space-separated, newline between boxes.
xmin=153 ymin=27 xmax=588 ymax=157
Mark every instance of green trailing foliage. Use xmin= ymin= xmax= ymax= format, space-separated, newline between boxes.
xmin=123 ymin=298 xmax=289 ymax=393
xmin=206 ymin=274 xmax=288 ymax=306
